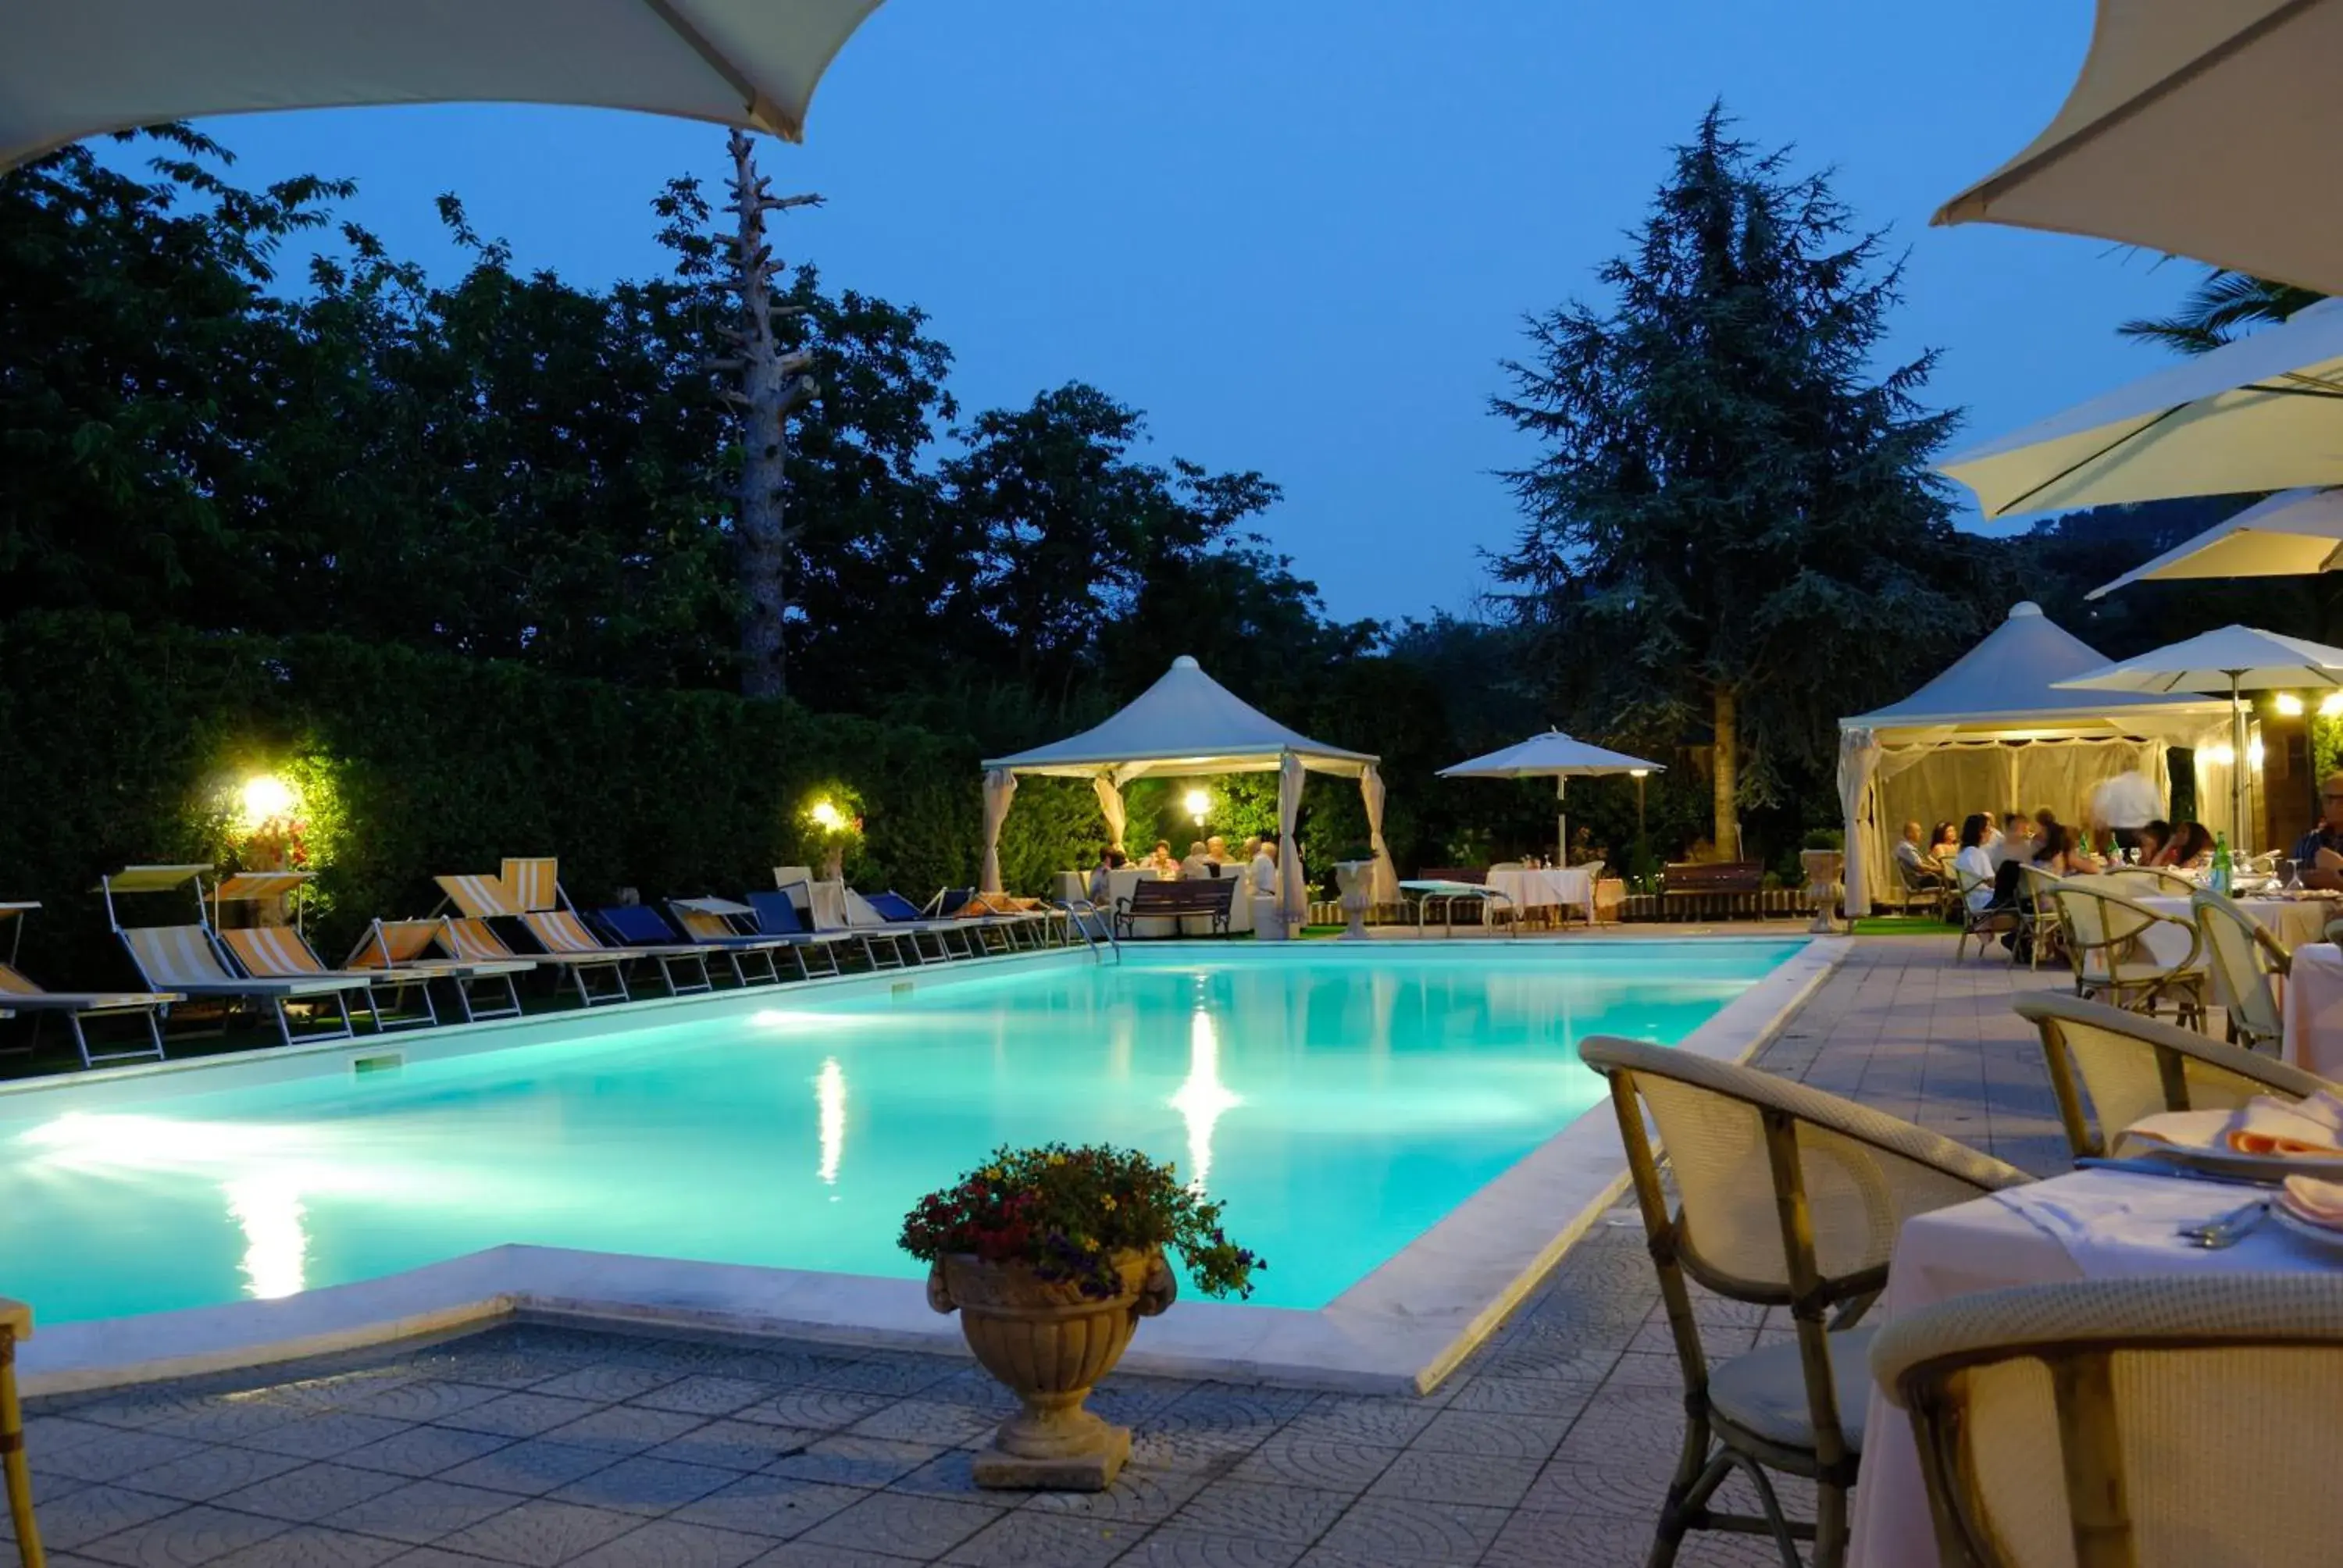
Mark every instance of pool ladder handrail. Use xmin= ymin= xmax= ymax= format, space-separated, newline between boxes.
xmin=1054 ymin=897 xmax=1121 ymax=964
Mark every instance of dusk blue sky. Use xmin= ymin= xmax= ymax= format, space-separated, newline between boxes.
xmin=170 ymin=1 xmax=2192 ymax=624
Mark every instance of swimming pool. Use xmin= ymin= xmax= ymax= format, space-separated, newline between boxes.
xmin=0 ymin=940 xmax=1806 ymax=1327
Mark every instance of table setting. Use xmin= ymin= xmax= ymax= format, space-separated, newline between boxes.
xmin=1851 ymin=1089 xmax=2343 ymax=1566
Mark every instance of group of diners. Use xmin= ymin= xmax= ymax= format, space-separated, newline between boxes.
xmin=1086 ymin=832 xmax=1287 ymax=903
xmin=1899 ymin=807 xmax=2220 ymax=918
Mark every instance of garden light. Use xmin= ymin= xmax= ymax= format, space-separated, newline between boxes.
xmin=2323 ymin=693 xmax=2343 ymax=718
xmin=809 ymin=799 xmax=846 ymax=832
xmin=237 ymin=773 xmax=297 ymax=829
xmin=1183 ymin=789 xmax=1210 ymax=825
xmin=2277 ymin=693 xmax=2305 ymax=716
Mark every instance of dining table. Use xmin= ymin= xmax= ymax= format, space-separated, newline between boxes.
xmin=2284 ymin=940 xmax=2343 ymax=1079
xmin=1849 ymin=1165 xmax=2343 ymax=1566
xmin=2130 ymin=889 xmax=2337 ymax=968
xmin=1481 ymin=865 xmax=1597 ymax=925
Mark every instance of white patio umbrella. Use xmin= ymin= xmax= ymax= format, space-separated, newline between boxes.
xmin=2 ymin=0 xmax=887 ymax=171
xmin=1938 ymin=298 xmax=2343 ymax=520
xmin=2087 ymin=488 xmax=2343 ymax=598
xmin=1438 ymin=731 xmax=1663 ymax=862
xmin=2054 ymin=625 xmax=2343 ymax=850
xmin=1935 ymin=0 xmax=2343 ymax=295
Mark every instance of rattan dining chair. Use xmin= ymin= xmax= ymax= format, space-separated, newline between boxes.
xmin=2191 ymin=891 xmax=2290 ymax=1054
xmin=2 ymin=1296 xmax=41 ymax=1568
xmin=2014 ymin=864 xmax=2064 ymax=969
xmin=1952 ymin=868 xmax=2009 ymax=963
xmin=2049 ymin=878 xmax=2209 ymax=1027
xmin=1579 ymin=1036 xmax=2030 ymax=1568
xmin=2095 ymin=864 xmax=2198 ymax=896
xmin=2013 ymin=992 xmax=2326 ymax=1163
xmin=1871 ymin=1275 xmax=2343 ymax=1568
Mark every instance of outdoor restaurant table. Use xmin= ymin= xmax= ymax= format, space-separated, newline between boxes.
xmin=2131 ymin=892 xmax=2332 ymax=968
xmin=1849 ymin=1167 xmax=2343 ymax=1566
xmin=2284 ymin=940 xmax=2343 ymax=1079
xmin=1482 ymin=866 xmax=1596 ymax=924
xmin=1059 ymin=866 xmax=1254 ymax=937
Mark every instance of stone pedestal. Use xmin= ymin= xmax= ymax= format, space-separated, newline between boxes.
xmin=1333 ymin=861 xmax=1373 ymax=941
xmin=1251 ymin=891 xmax=1289 ymax=941
xmin=1801 ymin=850 xmax=1844 ymax=934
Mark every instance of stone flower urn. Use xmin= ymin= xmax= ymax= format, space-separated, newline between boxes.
xmin=1332 ymin=860 xmax=1375 ymax=941
xmin=1800 ymin=849 xmax=1844 ymax=934
xmin=929 ymin=1249 xmax=1177 ymax=1490
xmin=818 ymin=845 xmax=846 ymax=882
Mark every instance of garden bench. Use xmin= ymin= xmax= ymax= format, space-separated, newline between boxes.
xmin=1113 ymin=877 xmax=1236 ymax=939
xmin=1660 ymin=861 xmax=1767 ymax=920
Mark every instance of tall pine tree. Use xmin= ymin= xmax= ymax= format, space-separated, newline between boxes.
xmin=1492 ymin=105 xmax=1985 ymax=859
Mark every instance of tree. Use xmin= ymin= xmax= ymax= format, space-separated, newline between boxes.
xmin=1490 ymin=105 xmax=1984 ymax=860
xmin=715 ymin=130 xmax=822 ymax=700
xmin=2117 ymin=267 xmax=2323 ymax=356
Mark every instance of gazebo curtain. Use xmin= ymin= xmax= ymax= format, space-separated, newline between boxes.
xmin=1361 ymin=764 xmax=1398 ymax=904
xmin=1277 ymin=751 xmax=1306 ymax=927
xmin=980 ymin=768 xmax=1018 ymax=894
xmin=1092 ymin=776 xmax=1128 ymax=853
xmin=1837 ymin=729 xmax=1882 ymax=915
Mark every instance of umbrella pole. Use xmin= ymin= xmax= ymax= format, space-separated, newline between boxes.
xmin=1556 ymin=776 xmax=1566 ymax=864
xmin=2232 ymin=673 xmax=2250 ymax=854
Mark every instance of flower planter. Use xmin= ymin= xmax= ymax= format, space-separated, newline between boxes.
xmin=1800 ymin=848 xmax=1844 ymax=934
xmin=1333 ymin=860 xmax=1374 ymax=940
xmin=929 ymin=1249 xmax=1178 ymax=1489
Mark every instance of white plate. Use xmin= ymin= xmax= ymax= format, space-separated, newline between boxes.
xmin=2271 ymin=1203 xmax=2343 ymax=1257
xmin=2139 ymin=1143 xmax=2343 ymax=1185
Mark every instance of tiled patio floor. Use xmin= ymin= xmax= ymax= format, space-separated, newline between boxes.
xmin=10 ymin=936 xmax=2072 ymax=1567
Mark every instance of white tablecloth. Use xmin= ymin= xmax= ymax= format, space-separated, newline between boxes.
xmin=1850 ymin=1169 xmax=2343 ymax=1566
xmin=1483 ymin=867 xmax=1596 ymax=922
xmin=1057 ymin=867 xmax=1254 ymax=936
xmin=2284 ymin=941 xmax=2343 ymax=1079
xmin=2131 ymin=894 xmax=2333 ymax=968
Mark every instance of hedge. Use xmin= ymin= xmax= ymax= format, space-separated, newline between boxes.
xmin=0 ymin=612 xmax=1102 ymax=988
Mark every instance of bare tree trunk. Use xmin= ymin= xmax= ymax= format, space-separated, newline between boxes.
xmin=1711 ymin=684 xmax=1741 ymax=862
xmin=719 ymin=130 xmax=822 ymax=700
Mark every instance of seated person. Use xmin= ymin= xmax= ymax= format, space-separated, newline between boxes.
xmin=2154 ymin=819 xmax=2216 ymax=871
xmin=2033 ymin=824 xmax=2100 ymax=878
xmin=1989 ymin=811 xmax=2036 ymax=869
xmin=1179 ymin=839 xmax=1214 ymax=880
xmin=1205 ymin=834 xmax=1231 ymax=866
xmin=1147 ymin=840 xmax=1179 ymax=876
xmin=1250 ymin=832 xmax=1279 ymax=896
xmin=1086 ymin=847 xmax=1128 ymax=905
xmin=2295 ymin=772 xmax=2343 ymax=885
xmin=2136 ymin=818 xmax=2172 ymax=866
xmin=1892 ymin=821 xmax=1942 ymax=889
xmin=1952 ymin=814 xmax=1998 ymax=913
xmin=1927 ymin=821 xmax=1959 ymax=864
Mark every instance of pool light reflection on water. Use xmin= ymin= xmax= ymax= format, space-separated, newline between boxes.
xmin=0 ymin=941 xmax=1803 ymax=1322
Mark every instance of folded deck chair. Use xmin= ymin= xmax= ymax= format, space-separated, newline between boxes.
xmin=744 ymin=891 xmax=847 ymax=978
xmin=775 ymin=871 xmax=915 ymax=970
xmin=432 ymin=858 xmax=646 ymax=1007
xmin=924 ymin=886 xmax=1053 ymax=952
xmin=0 ymin=901 xmax=180 ymax=1068
xmin=662 ymin=896 xmax=801 ymax=986
xmin=582 ymin=904 xmax=723 ymax=996
xmin=100 ymin=864 xmax=364 ymax=1046
xmin=346 ymin=918 xmax=531 ymax=1023
xmin=209 ymin=871 xmax=439 ymax=1032
xmin=864 ymin=890 xmax=979 ymax=961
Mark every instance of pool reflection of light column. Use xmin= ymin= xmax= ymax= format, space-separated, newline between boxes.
xmin=1169 ymin=1007 xmax=1240 ymax=1190
xmin=223 ymin=1178 xmax=308 ymax=1299
xmin=815 ymin=1058 xmax=847 ymax=1188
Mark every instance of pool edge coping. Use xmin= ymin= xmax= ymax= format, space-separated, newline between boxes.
xmin=16 ymin=934 xmax=1849 ymax=1399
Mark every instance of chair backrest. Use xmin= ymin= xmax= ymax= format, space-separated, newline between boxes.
xmin=595 ymin=903 xmax=678 ymax=946
xmin=2017 ymin=862 xmax=2063 ymax=908
xmin=1955 ymin=864 xmax=1995 ymax=903
xmin=348 ymin=918 xmax=440 ymax=968
xmin=2052 ymin=879 xmax=2194 ymax=985
xmin=2101 ymin=864 xmax=2197 ymax=894
xmin=2192 ymin=892 xmax=2288 ymax=1046
xmin=1487 ymin=860 xmax=1524 ymax=873
xmin=1873 ymin=1275 xmax=2343 ymax=1568
xmin=121 ymin=925 xmax=237 ymax=988
xmin=2013 ymin=992 xmax=2324 ymax=1160
xmin=933 ymin=887 xmax=978 ymax=917
xmin=671 ymin=906 xmax=742 ymax=943
xmin=866 ymin=891 xmax=924 ymax=924
xmin=1898 ymin=853 xmax=1938 ymax=893
xmin=439 ymin=917 xmax=515 ymax=963
xmin=520 ymin=909 xmax=605 ymax=954
xmin=0 ymin=960 xmax=43 ymax=996
xmin=501 ymin=857 xmax=560 ymax=912
xmin=219 ymin=925 xmax=326 ymax=978
xmin=435 ymin=872 xmax=521 ymax=918
xmin=1572 ymin=858 xmax=1606 ymax=878
xmin=747 ymin=890 xmax=808 ymax=935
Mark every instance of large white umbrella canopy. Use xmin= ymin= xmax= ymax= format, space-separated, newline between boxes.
xmin=1439 ymin=731 xmax=1663 ymax=863
xmin=2054 ymin=624 xmax=2343 ymax=849
xmin=1935 ymin=0 xmax=2343 ymax=295
xmin=2087 ymin=487 xmax=2343 ymax=598
xmin=1938 ymin=298 xmax=2343 ymax=520
xmin=2 ymin=0 xmax=886 ymax=171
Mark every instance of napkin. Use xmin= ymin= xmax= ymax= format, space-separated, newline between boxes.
xmin=2117 ymin=1091 xmax=2343 ymax=1159
xmin=2280 ymin=1174 xmax=2343 ymax=1232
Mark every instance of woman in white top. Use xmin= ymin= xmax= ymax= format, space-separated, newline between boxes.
xmin=1952 ymin=813 xmax=1998 ymax=913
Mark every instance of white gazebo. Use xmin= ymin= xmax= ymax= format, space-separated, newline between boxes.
xmin=1837 ymin=604 xmax=2234 ymax=915
xmin=979 ymin=657 xmax=1398 ymax=928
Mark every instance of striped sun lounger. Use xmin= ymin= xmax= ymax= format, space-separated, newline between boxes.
xmin=209 ymin=871 xmax=443 ymax=1032
xmin=437 ymin=914 xmax=637 ymax=1008
xmin=100 ymin=865 xmax=366 ymax=1047
xmin=597 ymin=902 xmax=787 ymax=990
xmin=744 ymin=893 xmax=847 ymax=978
xmin=527 ymin=905 xmax=712 ymax=997
xmin=431 ymin=857 xmax=653 ymax=1007
xmin=345 ymin=918 xmax=531 ymax=1023
xmin=774 ymin=871 xmax=916 ymax=971
xmin=1 ymin=901 xmax=180 ymax=1068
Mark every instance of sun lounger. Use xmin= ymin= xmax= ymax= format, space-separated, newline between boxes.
xmin=662 ymin=896 xmax=801 ymax=986
xmin=576 ymin=903 xmax=729 ymax=996
xmin=430 ymin=857 xmax=657 ymax=1007
xmin=209 ymin=871 xmax=442 ymax=1032
xmin=344 ymin=918 xmax=532 ymax=1023
xmin=744 ymin=891 xmax=848 ymax=978
xmin=1399 ymin=878 xmax=1519 ymax=939
xmin=0 ymin=901 xmax=180 ymax=1068
xmin=100 ymin=864 xmax=366 ymax=1046
xmin=924 ymin=886 xmax=1053 ymax=952
xmin=771 ymin=871 xmax=915 ymax=970
xmin=859 ymin=889 xmax=977 ymax=961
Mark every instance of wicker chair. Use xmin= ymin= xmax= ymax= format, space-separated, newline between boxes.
xmin=1871 ymin=1275 xmax=2343 ymax=1568
xmin=2013 ymin=992 xmax=2326 ymax=1163
xmin=2 ymin=1295 xmax=40 ymax=1568
xmin=2014 ymin=864 xmax=2065 ymax=969
xmin=2049 ymin=879 xmax=2208 ymax=1026
xmin=1952 ymin=867 xmax=2010 ymax=963
xmin=2096 ymin=864 xmax=2199 ymax=896
xmin=1579 ymin=1036 xmax=2029 ymax=1568
xmin=2191 ymin=891 xmax=2290 ymax=1053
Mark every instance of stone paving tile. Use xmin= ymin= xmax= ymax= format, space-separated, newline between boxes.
xmin=12 ymin=940 xmax=2065 ymax=1567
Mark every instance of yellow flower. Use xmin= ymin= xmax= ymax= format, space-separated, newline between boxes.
xmin=1100 ymin=1196 xmax=1117 ymax=1211
xmin=982 ymin=1166 xmax=1003 ymax=1180
xmin=1046 ymin=1153 xmax=1065 ymax=1167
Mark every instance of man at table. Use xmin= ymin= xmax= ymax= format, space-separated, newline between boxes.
xmin=1179 ymin=840 xmax=1213 ymax=880
xmin=2292 ymin=772 xmax=2343 ymax=886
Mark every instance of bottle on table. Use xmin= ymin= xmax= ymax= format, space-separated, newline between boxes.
xmin=2210 ymin=832 xmax=2234 ymax=896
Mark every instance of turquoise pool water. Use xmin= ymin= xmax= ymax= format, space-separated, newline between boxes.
xmin=0 ymin=942 xmax=1802 ymax=1321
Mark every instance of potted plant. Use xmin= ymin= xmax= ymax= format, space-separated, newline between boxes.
xmin=1799 ymin=828 xmax=1846 ymax=932
xmin=900 ymin=1142 xmax=1262 ymax=1490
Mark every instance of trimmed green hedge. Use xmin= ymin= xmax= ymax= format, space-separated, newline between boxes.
xmin=0 ymin=612 xmax=1100 ymax=987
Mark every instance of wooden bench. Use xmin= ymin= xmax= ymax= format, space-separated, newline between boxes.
xmin=1114 ymin=877 xmax=1236 ymax=938
xmin=1660 ymin=861 xmax=1767 ymax=920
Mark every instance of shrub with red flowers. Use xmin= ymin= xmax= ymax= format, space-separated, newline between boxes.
xmin=240 ymin=815 xmax=309 ymax=872
xmin=899 ymin=1143 xmax=1263 ymax=1300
